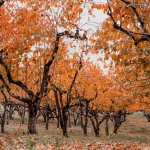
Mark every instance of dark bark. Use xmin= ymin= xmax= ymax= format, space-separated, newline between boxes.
xmin=21 ymin=105 xmax=26 ymax=124
xmin=61 ymin=108 xmax=68 ymax=137
xmin=1 ymin=112 xmax=5 ymax=133
xmin=0 ymin=90 xmax=8 ymax=133
xmin=28 ymin=102 xmax=38 ymax=134
xmin=5 ymin=111 xmax=9 ymax=125
xmin=45 ymin=105 xmax=51 ymax=130
xmin=105 ymin=115 xmax=109 ymax=135
xmin=89 ymin=116 xmax=100 ymax=137
xmin=0 ymin=104 xmax=6 ymax=133
xmin=72 ymin=110 xmax=79 ymax=126
xmin=52 ymin=59 xmax=82 ymax=137
xmin=0 ymin=0 xmax=4 ymax=6
xmin=80 ymin=103 xmax=83 ymax=129
xmin=89 ymin=110 xmax=106 ymax=137
xmin=45 ymin=116 xmax=49 ymax=130
xmin=80 ymin=101 xmax=89 ymax=135
xmin=0 ymin=30 xmax=85 ymax=134
xmin=112 ymin=110 xmax=126 ymax=134
xmin=53 ymin=90 xmax=68 ymax=137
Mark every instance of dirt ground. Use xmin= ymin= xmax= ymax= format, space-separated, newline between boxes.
xmin=0 ymin=112 xmax=150 ymax=149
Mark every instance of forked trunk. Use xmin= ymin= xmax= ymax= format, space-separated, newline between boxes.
xmin=89 ymin=116 xmax=100 ymax=137
xmin=94 ymin=127 xmax=100 ymax=137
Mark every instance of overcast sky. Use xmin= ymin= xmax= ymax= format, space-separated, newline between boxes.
xmin=84 ymin=7 xmax=108 ymax=72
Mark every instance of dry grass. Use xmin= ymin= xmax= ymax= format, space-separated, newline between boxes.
xmin=0 ymin=112 xmax=150 ymax=149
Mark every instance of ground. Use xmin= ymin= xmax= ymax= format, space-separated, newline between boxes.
xmin=0 ymin=112 xmax=150 ymax=149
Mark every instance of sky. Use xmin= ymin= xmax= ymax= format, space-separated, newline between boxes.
xmin=82 ymin=7 xmax=108 ymax=73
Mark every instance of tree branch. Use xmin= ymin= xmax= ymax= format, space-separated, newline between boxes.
xmin=107 ymin=0 xmax=150 ymax=45
xmin=38 ymin=30 xmax=86 ymax=99
xmin=0 ymin=54 xmax=34 ymax=99
xmin=0 ymin=74 xmax=30 ymax=103
xmin=0 ymin=0 xmax=4 ymax=6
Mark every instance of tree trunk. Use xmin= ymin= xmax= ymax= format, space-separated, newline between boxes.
xmin=82 ymin=101 xmax=89 ymax=136
xmin=46 ymin=116 xmax=49 ymax=130
xmin=113 ymin=110 xmax=126 ymax=134
xmin=45 ymin=105 xmax=50 ymax=130
xmin=1 ymin=109 xmax=5 ymax=133
xmin=90 ymin=117 xmax=100 ymax=137
xmin=62 ymin=125 xmax=68 ymax=137
xmin=5 ymin=110 xmax=9 ymax=125
xmin=105 ymin=116 xmax=109 ymax=135
xmin=73 ymin=112 xmax=79 ymax=126
xmin=53 ymin=109 xmax=59 ymax=128
xmin=22 ymin=111 xmax=25 ymax=124
xmin=61 ymin=108 xmax=68 ymax=137
xmin=9 ymin=105 xmax=14 ymax=120
xmin=28 ymin=102 xmax=38 ymax=134
xmin=89 ymin=110 xmax=101 ymax=137
xmin=94 ymin=126 xmax=100 ymax=137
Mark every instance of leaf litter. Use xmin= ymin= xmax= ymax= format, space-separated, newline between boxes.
xmin=0 ymin=135 xmax=149 ymax=150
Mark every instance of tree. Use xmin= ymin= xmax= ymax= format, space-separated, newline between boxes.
xmin=0 ymin=0 xmax=90 ymax=134
xmin=73 ymin=61 xmax=108 ymax=136
xmin=50 ymin=56 xmax=82 ymax=137
xmin=93 ymin=0 xmax=150 ymax=114
xmin=105 ymin=0 xmax=150 ymax=98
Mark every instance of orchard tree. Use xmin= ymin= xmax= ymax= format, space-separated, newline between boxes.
xmin=49 ymin=56 xmax=83 ymax=137
xmin=75 ymin=61 xmax=108 ymax=136
xmin=0 ymin=0 xmax=93 ymax=134
xmin=93 ymin=0 xmax=150 ymax=113
xmin=105 ymin=0 xmax=150 ymax=100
